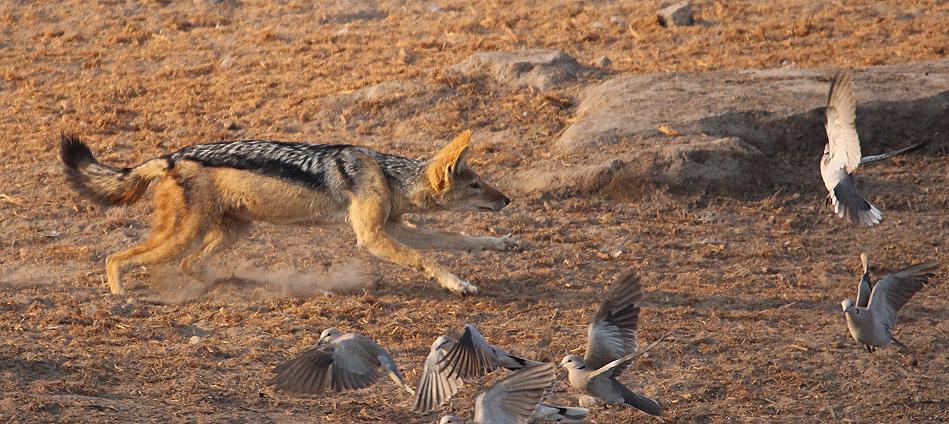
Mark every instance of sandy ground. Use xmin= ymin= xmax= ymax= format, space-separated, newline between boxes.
xmin=1 ymin=1 xmax=947 ymax=423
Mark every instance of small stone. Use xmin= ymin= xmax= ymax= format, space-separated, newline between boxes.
xmin=592 ymin=55 xmax=612 ymax=68
xmin=110 ymin=303 xmax=134 ymax=317
xmin=189 ymin=335 xmax=203 ymax=345
xmin=398 ymin=48 xmax=416 ymax=64
xmin=658 ymin=1 xmax=694 ymax=27
xmin=578 ymin=395 xmax=600 ymax=408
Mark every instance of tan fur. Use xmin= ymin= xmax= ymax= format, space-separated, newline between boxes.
xmin=65 ymin=132 xmax=512 ymax=297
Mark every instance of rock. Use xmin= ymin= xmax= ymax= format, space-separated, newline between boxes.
xmin=449 ymin=49 xmax=583 ymax=90
xmin=177 ymin=323 xmax=212 ymax=338
xmin=188 ymin=335 xmax=203 ymax=345
xmin=592 ymin=55 xmax=612 ymax=68
xmin=109 ymin=303 xmax=135 ymax=317
xmin=398 ymin=48 xmax=415 ymax=64
xmin=658 ymin=1 xmax=694 ymax=27
xmin=578 ymin=395 xmax=600 ymax=408
xmin=321 ymin=0 xmax=386 ymax=23
xmin=556 ymin=64 xmax=949 ymax=154
xmin=517 ymin=137 xmax=770 ymax=198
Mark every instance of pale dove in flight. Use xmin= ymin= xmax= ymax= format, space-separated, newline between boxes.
xmin=271 ymin=327 xmax=414 ymax=395
xmin=418 ymin=326 xmax=586 ymax=422
xmin=558 ymin=269 xmax=662 ymax=416
xmin=439 ymin=363 xmax=557 ymax=424
xmin=821 ymin=70 xmax=929 ymax=226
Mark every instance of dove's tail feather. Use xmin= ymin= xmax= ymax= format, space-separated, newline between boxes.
xmin=499 ymin=352 xmax=541 ymax=371
xmin=531 ymin=404 xmax=589 ymax=423
xmin=616 ymin=382 xmax=662 ymax=416
xmin=859 ymin=139 xmax=930 ymax=165
xmin=830 ymin=175 xmax=882 ymax=227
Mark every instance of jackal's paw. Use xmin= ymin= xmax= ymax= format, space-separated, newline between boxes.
xmin=441 ymin=274 xmax=479 ymax=296
xmin=109 ymin=284 xmax=127 ymax=297
xmin=482 ymin=233 xmax=517 ymax=251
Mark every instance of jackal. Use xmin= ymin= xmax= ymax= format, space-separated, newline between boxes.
xmin=60 ymin=131 xmax=513 ymax=296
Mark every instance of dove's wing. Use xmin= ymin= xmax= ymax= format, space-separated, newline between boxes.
xmin=584 ymin=269 xmax=642 ymax=374
xmin=868 ymin=262 xmax=939 ymax=329
xmin=856 ymin=253 xmax=872 ymax=308
xmin=271 ymin=345 xmax=337 ymax=394
xmin=271 ymin=333 xmax=382 ymax=394
xmin=474 ymin=363 xmax=556 ymax=424
xmin=441 ymin=324 xmax=499 ymax=380
xmin=414 ymin=343 xmax=464 ymax=412
xmin=824 ymin=70 xmax=862 ymax=174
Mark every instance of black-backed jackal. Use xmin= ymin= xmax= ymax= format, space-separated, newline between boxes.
xmin=60 ymin=131 xmax=512 ymax=296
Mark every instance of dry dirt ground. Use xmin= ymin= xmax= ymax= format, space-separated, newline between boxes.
xmin=1 ymin=1 xmax=948 ymax=423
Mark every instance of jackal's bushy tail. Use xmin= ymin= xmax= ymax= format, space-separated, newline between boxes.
xmin=59 ymin=134 xmax=168 ymax=206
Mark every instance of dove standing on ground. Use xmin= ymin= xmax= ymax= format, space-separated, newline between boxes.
xmin=439 ymin=363 xmax=557 ymax=424
xmin=421 ymin=326 xmax=587 ymax=422
xmin=820 ymin=70 xmax=930 ymax=227
xmin=271 ymin=327 xmax=415 ymax=395
xmin=841 ymin=254 xmax=939 ymax=352
xmin=558 ymin=269 xmax=662 ymax=416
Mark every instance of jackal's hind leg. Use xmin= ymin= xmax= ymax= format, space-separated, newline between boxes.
xmin=179 ymin=215 xmax=251 ymax=284
xmin=386 ymin=222 xmax=516 ymax=251
xmin=105 ymin=179 xmax=211 ymax=296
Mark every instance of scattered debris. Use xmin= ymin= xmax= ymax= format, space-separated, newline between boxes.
xmin=658 ymin=124 xmax=681 ymax=136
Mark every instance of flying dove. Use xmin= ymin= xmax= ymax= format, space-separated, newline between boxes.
xmin=558 ymin=269 xmax=662 ymax=416
xmin=841 ymin=254 xmax=939 ymax=352
xmin=420 ymin=326 xmax=587 ymax=422
xmin=820 ymin=70 xmax=929 ymax=227
xmin=271 ymin=327 xmax=414 ymax=395
xmin=440 ymin=324 xmax=541 ymax=380
xmin=414 ymin=334 xmax=465 ymax=412
xmin=439 ymin=363 xmax=557 ymax=424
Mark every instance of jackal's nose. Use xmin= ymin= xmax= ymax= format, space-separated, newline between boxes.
xmin=502 ymin=196 xmax=511 ymax=207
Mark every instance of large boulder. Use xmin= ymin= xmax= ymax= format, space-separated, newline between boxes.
xmin=556 ymin=63 xmax=949 ymax=154
xmin=518 ymin=137 xmax=769 ymax=198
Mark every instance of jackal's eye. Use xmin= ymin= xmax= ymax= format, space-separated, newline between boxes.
xmin=469 ymin=182 xmax=480 ymax=189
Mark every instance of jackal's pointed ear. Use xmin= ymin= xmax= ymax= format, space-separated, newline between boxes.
xmin=426 ymin=130 xmax=471 ymax=193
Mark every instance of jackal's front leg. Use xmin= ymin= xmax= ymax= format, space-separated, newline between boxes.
xmin=386 ymin=222 xmax=516 ymax=251
xmin=348 ymin=195 xmax=478 ymax=295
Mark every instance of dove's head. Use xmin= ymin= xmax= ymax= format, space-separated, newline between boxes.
xmin=841 ymin=299 xmax=856 ymax=314
xmin=431 ymin=335 xmax=453 ymax=352
xmin=318 ymin=327 xmax=342 ymax=344
xmin=558 ymin=354 xmax=584 ymax=370
xmin=439 ymin=416 xmax=464 ymax=424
